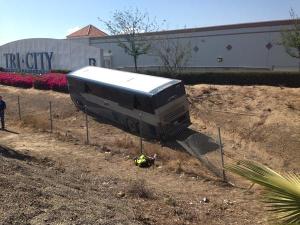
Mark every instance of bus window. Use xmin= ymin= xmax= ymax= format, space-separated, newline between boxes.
xmin=134 ymin=96 xmax=141 ymax=109
xmin=118 ymin=91 xmax=134 ymax=109
xmin=134 ymin=95 xmax=154 ymax=114
xmin=84 ymin=83 xmax=92 ymax=93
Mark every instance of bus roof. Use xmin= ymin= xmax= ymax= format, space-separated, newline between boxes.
xmin=68 ymin=66 xmax=180 ymax=94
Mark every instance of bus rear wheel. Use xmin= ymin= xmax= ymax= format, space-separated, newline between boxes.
xmin=71 ymin=97 xmax=84 ymax=111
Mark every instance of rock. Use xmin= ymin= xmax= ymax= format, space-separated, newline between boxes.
xmin=117 ymin=191 xmax=125 ymax=198
xmin=164 ymin=197 xmax=176 ymax=206
xmin=223 ymin=199 xmax=235 ymax=205
xmin=201 ymin=197 xmax=209 ymax=203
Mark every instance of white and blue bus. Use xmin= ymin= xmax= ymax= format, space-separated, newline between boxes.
xmin=67 ymin=66 xmax=191 ymax=139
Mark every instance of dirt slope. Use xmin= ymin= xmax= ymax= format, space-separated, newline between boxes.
xmin=187 ymin=85 xmax=300 ymax=171
xmin=0 ymin=84 xmax=299 ymax=224
xmin=0 ymin=128 xmax=265 ymax=225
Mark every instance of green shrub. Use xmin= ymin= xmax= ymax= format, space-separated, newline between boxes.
xmin=50 ymin=69 xmax=71 ymax=74
xmin=145 ymin=71 xmax=300 ymax=87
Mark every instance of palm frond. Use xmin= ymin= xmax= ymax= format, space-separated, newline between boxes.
xmin=226 ymin=160 xmax=300 ymax=224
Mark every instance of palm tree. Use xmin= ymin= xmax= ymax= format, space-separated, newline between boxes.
xmin=226 ymin=160 xmax=300 ymax=224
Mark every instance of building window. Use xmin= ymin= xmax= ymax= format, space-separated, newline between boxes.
xmin=193 ymin=46 xmax=199 ymax=52
xmin=89 ymin=58 xmax=96 ymax=66
xmin=266 ymin=42 xmax=273 ymax=50
xmin=217 ymin=57 xmax=223 ymax=62
xmin=226 ymin=44 xmax=232 ymax=51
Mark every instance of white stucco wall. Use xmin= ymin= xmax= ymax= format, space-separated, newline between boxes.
xmin=1 ymin=21 xmax=298 ymax=72
xmin=86 ymin=23 xmax=299 ymax=71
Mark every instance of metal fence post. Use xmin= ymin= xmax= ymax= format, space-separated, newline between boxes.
xmin=139 ymin=113 xmax=143 ymax=154
xmin=85 ymin=105 xmax=89 ymax=145
xmin=17 ymin=96 xmax=21 ymax=120
xmin=218 ymin=127 xmax=227 ymax=182
xmin=49 ymin=101 xmax=53 ymax=133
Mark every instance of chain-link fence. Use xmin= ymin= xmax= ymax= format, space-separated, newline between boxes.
xmin=4 ymin=93 xmax=236 ymax=181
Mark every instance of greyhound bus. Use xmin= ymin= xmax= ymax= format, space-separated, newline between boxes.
xmin=67 ymin=66 xmax=191 ymax=139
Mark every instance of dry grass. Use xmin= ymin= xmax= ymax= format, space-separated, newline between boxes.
xmin=2 ymin=84 xmax=299 ymax=175
xmin=166 ymin=160 xmax=184 ymax=174
xmin=21 ymin=114 xmax=49 ymax=131
xmin=127 ymin=179 xmax=154 ymax=199
xmin=114 ymin=135 xmax=136 ymax=149
xmin=1 ymin=83 xmax=299 ymax=225
xmin=286 ymin=102 xmax=296 ymax=110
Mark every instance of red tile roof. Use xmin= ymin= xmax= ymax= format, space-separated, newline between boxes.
xmin=67 ymin=25 xmax=107 ymax=38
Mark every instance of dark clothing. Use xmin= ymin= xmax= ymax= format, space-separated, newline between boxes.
xmin=0 ymin=100 xmax=6 ymax=129
xmin=0 ymin=100 xmax=5 ymax=111
xmin=0 ymin=113 xmax=4 ymax=129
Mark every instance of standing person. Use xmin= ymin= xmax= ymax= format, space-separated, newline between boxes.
xmin=0 ymin=96 xmax=6 ymax=130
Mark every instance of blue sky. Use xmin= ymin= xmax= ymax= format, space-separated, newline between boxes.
xmin=0 ymin=0 xmax=300 ymax=45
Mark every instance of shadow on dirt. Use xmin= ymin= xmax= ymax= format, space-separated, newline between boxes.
xmin=172 ymin=128 xmax=223 ymax=178
xmin=0 ymin=144 xmax=33 ymax=161
xmin=157 ymin=128 xmax=220 ymax=156
xmin=0 ymin=129 xmax=20 ymax=134
xmin=174 ymin=128 xmax=220 ymax=156
xmin=92 ymin=115 xmax=220 ymax=156
xmin=87 ymin=114 xmax=223 ymax=177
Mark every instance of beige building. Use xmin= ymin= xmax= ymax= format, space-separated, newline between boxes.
xmin=67 ymin=20 xmax=300 ymax=71
xmin=1 ymin=20 xmax=299 ymax=73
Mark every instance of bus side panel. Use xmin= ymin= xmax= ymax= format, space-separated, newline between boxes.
xmin=89 ymin=104 xmax=158 ymax=139
xmin=68 ymin=77 xmax=113 ymax=121
xmin=68 ymin=77 xmax=85 ymax=110
xmin=67 ymin=77 xmax=159 ymax=139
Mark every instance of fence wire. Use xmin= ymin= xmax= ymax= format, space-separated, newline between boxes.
xmin=4 ymin=94 xmax=237 ymax=181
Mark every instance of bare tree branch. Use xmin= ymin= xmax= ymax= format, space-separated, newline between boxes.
xmin=99 ymin=8 xmax=159 ymax=72
xmin=154 ymin=38 xmax=192 ymax=73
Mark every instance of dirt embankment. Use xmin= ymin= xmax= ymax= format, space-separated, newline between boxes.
xmin=187 ymin=85 xmax=300 ymax=171
xmin=0 ymin=84 xmax=299 ymax=224
xmin=0 ymin=128 xmax=265 ymax=225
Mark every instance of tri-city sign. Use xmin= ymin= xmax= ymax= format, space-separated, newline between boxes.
xmin=3 ymin=52 xmax=53 ymax=73
xmin=0 ymin=38 xmax=103 ymax=73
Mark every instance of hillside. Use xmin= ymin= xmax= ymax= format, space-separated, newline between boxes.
xmin=0 ymin=84 xmax=299 ymax=224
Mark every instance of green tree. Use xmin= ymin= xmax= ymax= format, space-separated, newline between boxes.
xmin=281 ymin=9 xmax=300 ymax=71
xmin=226 ymin=160 xmax=300 ymax=224
xmin=99 ymin=8 xmax=158 ymax=72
